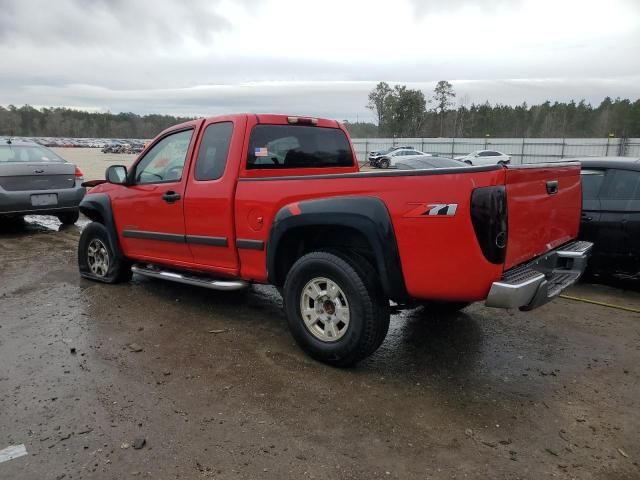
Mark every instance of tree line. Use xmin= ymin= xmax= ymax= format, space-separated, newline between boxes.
xmin=2 ymin=87 xmax=640 ymax=140
xmin=353 ymin=81 xmax=640 ymax=139
xmin=0 ymin=105 xmax=192 ymax=139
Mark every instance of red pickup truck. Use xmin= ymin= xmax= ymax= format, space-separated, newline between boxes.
xmin=78 ymin=114 xmax=592 ymax=366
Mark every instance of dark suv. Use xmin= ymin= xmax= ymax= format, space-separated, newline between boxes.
xmin=578 ymin=157 xmax=640 ymax=276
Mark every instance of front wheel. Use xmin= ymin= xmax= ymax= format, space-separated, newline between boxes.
xmin=379 ymin=158 xmax=390 ymax=169
xmin=78 ymin=222 xmax=132 ymax=283
xmin=283 ymin=251 xmax=390 ymax=367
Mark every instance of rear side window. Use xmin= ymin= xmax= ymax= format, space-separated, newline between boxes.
xmin=600 ymin=169 xmax=640 ymax=201
xmin=247 ymin=125 xmax=353 ymax=169
xmin=194 ymin=122 xmax=233 ymax=181
xmin=581 ymin=169 xmax=605 ymax=201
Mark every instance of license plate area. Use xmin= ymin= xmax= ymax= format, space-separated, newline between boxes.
xmin=31 ymin=193 xmax=58 ymax=206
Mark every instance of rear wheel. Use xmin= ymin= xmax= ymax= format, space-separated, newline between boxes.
xmin=57 ymin=210 xmax=79 ymax=225
xmin=78 ymin=222 xmax=132 ymax=283
xmin=283 ymin=251 xmax=390 ymax=367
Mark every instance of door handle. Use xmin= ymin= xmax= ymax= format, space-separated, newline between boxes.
xmin=162 ymin=191 xmax=181 ymax=203
xmin=546 ymin=180 xmax=559 ymax=195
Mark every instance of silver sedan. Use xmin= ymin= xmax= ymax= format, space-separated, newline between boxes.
xmin=0 ymin=139 xmax=86 ymax=224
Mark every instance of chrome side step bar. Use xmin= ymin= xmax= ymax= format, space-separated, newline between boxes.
xmin=131 ymin=264 xmax=249 ymax=291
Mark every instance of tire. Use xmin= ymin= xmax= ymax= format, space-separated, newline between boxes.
xmin=420 ymin=301 xmax=471 ymax=314
xmin=78 ymin=222 xmax=132 ymax=283
xmin=283 ymin=251 xmax=390 ymax=367
xmin=379 ymin=158 xmax=390 ymax=169
xmin=57 ymin=210 xmax=80 ymax=225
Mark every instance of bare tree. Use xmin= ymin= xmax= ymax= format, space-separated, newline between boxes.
xmin=433 ymin=81 xmax=456 ymax=137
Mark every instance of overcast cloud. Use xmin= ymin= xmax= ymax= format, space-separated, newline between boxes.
xmin=1 ymin=0 xmax=639 ymax=121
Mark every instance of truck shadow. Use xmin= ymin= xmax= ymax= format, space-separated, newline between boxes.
xmin=0 ymin=215 xmax=81 ymax=235
xmin=583 ymin=274 xmax=640 ymax=293
xmin=365 ymin=307 xmax=484 ymax=379
xmin=128 ymin=275 xmax=486 ymax=379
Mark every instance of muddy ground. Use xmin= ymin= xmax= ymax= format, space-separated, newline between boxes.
xmin=0 ymin=217 xmax=639 ymax=480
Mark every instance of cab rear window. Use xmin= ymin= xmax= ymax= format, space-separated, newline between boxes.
xmin=247 ymin=125 xmax=353 ymax=169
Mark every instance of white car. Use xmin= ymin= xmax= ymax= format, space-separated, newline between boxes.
xmin=377 ymin=149 xmax=431 ymax=169
xmin=455 ymin=150 xmax=511 ymax=166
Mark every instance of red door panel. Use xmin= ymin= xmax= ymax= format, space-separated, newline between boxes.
xmin=183 ymin=116 xmax=246 ymax=275
xmin=112 ymin=126 xmax=200 ymax=266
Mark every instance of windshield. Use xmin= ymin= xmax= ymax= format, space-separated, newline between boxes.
xmin=0 ymin=145 xmax=66 ymax=163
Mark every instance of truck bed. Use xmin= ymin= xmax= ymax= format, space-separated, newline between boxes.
xmin=234 ymin=162 xmax=582 ymax=303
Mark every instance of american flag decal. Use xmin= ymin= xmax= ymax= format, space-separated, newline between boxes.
xmin=404 ymin=203 xmax=458 ymax=217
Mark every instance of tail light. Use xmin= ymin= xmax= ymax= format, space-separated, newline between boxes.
xmin=74 ymin=166 xmax=84 ymax=185
xmin=470 ymin=185 xmax=508 ymax=264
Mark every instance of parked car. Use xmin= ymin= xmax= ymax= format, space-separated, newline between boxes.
xmin=455 ymin=150 xmax=511 ymax=165
xmin=0 ymin=139 xmax=86 ymax=224
xmin=577 ymin=157 xmax=640 ymax=277
xmin=375 ymin=148 xmax=431 ymax=169
xmin=77 ymin=114 xmax=590 ymax=366
xmin=394 ymin=156 xmax=468 ymax=170
xmin=368 ymin=145 xmax=412 ymax=167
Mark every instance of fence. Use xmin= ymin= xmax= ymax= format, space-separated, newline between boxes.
xmin=351 ymin=137 xmax=640 ymax=165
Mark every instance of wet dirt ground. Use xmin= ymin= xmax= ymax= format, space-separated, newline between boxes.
xmin=1 ymin=217 xmax=639 ymax=480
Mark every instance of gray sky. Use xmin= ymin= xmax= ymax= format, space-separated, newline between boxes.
xmin=1 ymin=0 xmax=639 ymax=121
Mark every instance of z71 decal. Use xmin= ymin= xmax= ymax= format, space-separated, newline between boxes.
xmin=404 ymin=203 xmax=458 ymax=217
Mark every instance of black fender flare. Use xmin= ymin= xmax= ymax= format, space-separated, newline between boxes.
xmin=267 ymin=196 xmax=408 ymax=302
xmin=78 ymin=193 xmax=124 ymax=259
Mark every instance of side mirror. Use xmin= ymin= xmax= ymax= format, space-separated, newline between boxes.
xmin=106 ymin=165 xmax=128 ymax=185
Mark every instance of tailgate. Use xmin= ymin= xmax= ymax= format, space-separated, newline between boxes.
xmin=504 ymin=162 xmax=582 ymax=269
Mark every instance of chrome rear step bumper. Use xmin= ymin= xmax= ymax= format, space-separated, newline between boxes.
xmin=131 ymin=264 xmax=249 ymax=291
xmin=486 ymin=240 xmax=593 ymax=310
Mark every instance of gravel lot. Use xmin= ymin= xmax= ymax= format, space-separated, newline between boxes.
xmin=51 ymin=148 xmax=138 ymax=181
xmin=0 ymin=214 xmax=638 ymax=479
